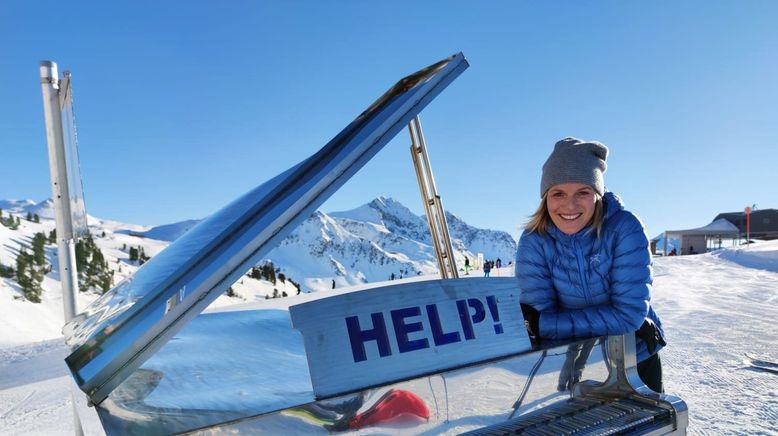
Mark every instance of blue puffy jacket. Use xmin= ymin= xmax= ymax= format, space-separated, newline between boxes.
xmin=515 ymin=192 xmax=664 ymax=363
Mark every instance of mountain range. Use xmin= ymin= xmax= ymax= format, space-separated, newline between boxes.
xmin=1 ymin=196 xmax=517 ymax=297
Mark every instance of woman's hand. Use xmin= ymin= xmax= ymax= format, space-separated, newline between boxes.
xmin=520 ymin=303 xmax=540 ymax=339
xmin=635 ymin=318 xmax=666 ymax=354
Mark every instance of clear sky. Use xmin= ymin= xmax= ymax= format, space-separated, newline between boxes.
xmin=2 ymin=1 xmax=776 ymax=240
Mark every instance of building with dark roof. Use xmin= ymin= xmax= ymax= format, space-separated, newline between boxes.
xmin=714 ymin=209 xmax=778 ymax=241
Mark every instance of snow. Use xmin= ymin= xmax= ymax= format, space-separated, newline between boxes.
xmin=1 ymin=201 xmax=778 ymax=434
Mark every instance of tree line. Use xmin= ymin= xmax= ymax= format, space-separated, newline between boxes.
xmin=0 ymin=226 xmax=115 ymax=303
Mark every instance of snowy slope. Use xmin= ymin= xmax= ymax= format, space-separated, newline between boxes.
xmin=0 ymin=200 xmax=297 ymax=347
xmin=1 ymin=240 xmax=778 ymax=434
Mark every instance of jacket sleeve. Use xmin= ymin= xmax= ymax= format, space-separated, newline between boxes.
xmin=516 ymin=232 xmax=558 ymax=312
xmin=540 ymin=214 xmax=652 ymax=339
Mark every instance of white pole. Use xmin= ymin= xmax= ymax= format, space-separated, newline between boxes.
xmin=39 ymin=60 xmax=84 ymax=436
xmin=40 ymin=60 xmax=80 ymax=320
xmin=663 ymin=233 xmax=668 ymax=256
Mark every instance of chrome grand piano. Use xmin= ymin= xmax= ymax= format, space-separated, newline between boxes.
xmin=60 ymin=53 xmax=687 ymax=435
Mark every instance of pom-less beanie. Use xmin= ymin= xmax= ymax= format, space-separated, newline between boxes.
xmin=540 ymin=137 xmax=609 ymax=197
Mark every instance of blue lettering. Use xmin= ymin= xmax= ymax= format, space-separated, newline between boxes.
xmin=457 ymin=300 xmax=475 ymax=340
xmin=391 ymin=307 xmax=429 ymax=353
xmin=346 ymin=313 xmax=392 ymax=362
xmin=486 ymin=295 xmax=503 ymax=334
xmin=457 ymin=298 xmax=486 ymax=340
xmin=426 ymin=304 xmax=461 ymax=346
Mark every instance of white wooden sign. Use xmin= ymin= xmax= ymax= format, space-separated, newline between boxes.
xmin=289 ymin=277 xmax=531 ymax=398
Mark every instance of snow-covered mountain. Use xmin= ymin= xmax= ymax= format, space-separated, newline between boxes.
xmin=100 ymin=195 xmax=517 ymax=292
xmin=0 ymin=199 xmax=37 ymax=212
xmin=0 ymin=196 xmax=516 ymax=344
xmin=267 ymin=196 xmax=517 ymax=290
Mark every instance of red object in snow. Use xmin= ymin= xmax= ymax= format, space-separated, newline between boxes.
xmin=349 ymin=389 xmax=430 ymax=430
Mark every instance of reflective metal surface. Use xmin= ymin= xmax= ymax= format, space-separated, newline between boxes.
xmin=63 ymin=53 xmax=469 ymax=405
xmin=93 ymin=312 xmax=608 ymax=435
xmin=91 ymin=318 xmax=686 ymax=434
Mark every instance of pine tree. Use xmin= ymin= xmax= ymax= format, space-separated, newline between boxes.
xmin=32 ymin=232 xmax=47 ymax=266
xmin=33 ymin=214 xmax=40 ymax=223
xmin=262 ymin=263 xmax=276 ymax=284
xmin=139 ymin=246 xmax=150 ymax=263
xmin=26 ymin=212 xmax=33 ymax=221
xmin=99 ymin=271 xmax=113 ymax=293
xmin=129 ymin=246 xmax=139 ymax=262
xmin=15 ymin=249 xmax=42 ymax=303
xmin=48 ymin=229 xmax=57 ymax=244
xmin=73 ymin=236 xmax=113 ymax=293
xmin=0 ymin=211 xmax=19 ymax=230
xmin=289 ymin=278 xmax=302 ymax=295
xmin=0 ymin=262 xmax=14 ymax=278
xmin=75 ymin=239 xmax=88 ymax=271
xmin=248 ymin=266 xmax=261 ymax=280
xmin=15 ymin=249 xmax=29 ymax=286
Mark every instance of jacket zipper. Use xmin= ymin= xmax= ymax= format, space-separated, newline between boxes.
xmin=573 ymin=239 xmax=590 ymax=305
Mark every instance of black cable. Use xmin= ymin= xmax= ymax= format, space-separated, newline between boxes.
xmin=508 ymin=350 xmax=548 ymax=420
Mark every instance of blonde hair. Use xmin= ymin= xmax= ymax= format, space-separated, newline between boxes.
xmin=525 ymin=192 xmax=605 ymax=237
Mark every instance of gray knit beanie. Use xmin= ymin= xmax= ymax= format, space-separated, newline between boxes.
xmin=540 ymin=137 xmax=608 ymax=197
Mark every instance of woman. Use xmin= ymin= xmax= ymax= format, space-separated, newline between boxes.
xmin=515 ymin=137 xmax=666 ymax=392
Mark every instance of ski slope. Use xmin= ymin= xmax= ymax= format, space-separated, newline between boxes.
xmin=1 ymin=241 xmax=777 ymax=434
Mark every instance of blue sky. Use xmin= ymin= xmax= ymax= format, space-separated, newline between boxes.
xmin=1 ymin=1 xmax=776 ymax=240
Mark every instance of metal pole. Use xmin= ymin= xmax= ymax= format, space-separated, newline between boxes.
xmin=407 ymin=116 xmax=458 ymax=279
xmin=663 ymin=234 xmax=668 ymax=257
xmin=411 ymin=117 xmax=458 ymax=278
xmin=411 ymin=146 xmax=448 ymax=276
xmin=39 ymin=60 xmax=84 ymax=436
xmin=40 ymin=60 xmax=80 ymax=320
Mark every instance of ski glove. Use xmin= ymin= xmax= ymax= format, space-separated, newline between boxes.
xmin=520 ymin=303 xmax=540 ymax=340
xmin=635 ymin=317 xmax=666 ymax=354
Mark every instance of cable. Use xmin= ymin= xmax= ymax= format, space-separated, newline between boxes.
xmin=508 ymin=350 xmax=548 ymax=419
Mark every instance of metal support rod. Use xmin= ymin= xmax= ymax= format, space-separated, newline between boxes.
xmin=40 ymin=60 xmax=85 ymax=436
xmin=40 ymin=61 xmax=85 ymax=436
xmin=40 ymin=60 xmax=81 ymax=322
xmin=410 ymin=148 xmax=447 ymax=276
xmin=408 ymin=116 xmax=458 ymax=279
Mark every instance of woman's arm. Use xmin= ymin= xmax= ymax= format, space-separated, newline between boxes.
xmin=529 ymin=215 xmax=652 ymax=340
xmin=516 ymin=232 xmax=558 ymax=312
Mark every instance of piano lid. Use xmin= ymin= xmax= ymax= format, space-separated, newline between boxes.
xmin=63 ymin=53 xmax=468 ymax=404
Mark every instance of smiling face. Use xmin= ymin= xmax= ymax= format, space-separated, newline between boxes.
xmin=546 ymin=183 xmax=597 ymax=235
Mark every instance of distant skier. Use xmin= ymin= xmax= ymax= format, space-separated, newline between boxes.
xmin=496 ymin=258 xmax=502 ymax=269
xmin=483 ymin=260 xmax=491 ymax=277
xmin=331 ymin=279 xmax=336 ymax=289
xmin=464 ymin=256 xmax=470 ymax=275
